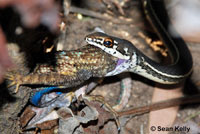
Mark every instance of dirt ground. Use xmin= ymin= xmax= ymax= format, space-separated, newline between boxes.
xmin=0 ymin=0 xmax=200 ymax=134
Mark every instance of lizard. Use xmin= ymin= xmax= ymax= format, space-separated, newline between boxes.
xmin=7 ymin=45 xmax=118 ymax=93
xmin=6 ymin=43 xmax=133 ymax=130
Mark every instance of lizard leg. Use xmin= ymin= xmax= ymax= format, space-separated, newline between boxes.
xmin=82 ymin=94 xmax=120 ymax=131
xmin=6 ymin=69 xmax=92 ymax=93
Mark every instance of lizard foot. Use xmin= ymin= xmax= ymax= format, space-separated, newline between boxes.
xmin=5 ymin=73 xmax=21 ymax=93
xmin=82 ymin=94 xmax=121 ymax=131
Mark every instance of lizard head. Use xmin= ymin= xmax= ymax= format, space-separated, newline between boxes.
xmin=85 ymin=32 xmax=136 ymax=60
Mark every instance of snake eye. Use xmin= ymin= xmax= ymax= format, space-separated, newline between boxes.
xmin=103 ymin=38 xmax=113 ymax=48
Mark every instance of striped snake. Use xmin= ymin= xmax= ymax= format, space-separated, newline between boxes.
xmin=85 ymin=0 xmax=193 ymax=85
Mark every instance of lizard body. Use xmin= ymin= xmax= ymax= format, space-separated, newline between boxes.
xmin=8 ymin=45 xmax=118 ymax=92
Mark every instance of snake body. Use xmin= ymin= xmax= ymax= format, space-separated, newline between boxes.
xmin=85 ymin=0 xmax=193 ymax=84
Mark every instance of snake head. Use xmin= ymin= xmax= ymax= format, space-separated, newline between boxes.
xmin=85 ymin=32 xmax=139 ymax=76
xmin=85 ymin=32 xmax=136 ymax=60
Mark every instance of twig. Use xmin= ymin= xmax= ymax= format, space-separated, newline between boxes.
xmin=118 ymin=94 xmax=200 ymax=117
xmin=69 ymin=6 xmax=133 ymax=24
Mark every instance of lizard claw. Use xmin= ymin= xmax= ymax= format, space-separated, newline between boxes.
xmin=5 ymin=73 xmax=21 ymax=93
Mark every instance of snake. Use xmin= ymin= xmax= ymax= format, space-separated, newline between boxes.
xmin=85 ymin=0 xmax=193 ymax=84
